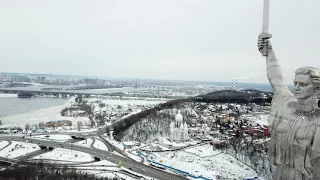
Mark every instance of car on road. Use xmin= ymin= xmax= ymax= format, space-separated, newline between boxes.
xmin=141 ymin=169 xmax=146 ymax=173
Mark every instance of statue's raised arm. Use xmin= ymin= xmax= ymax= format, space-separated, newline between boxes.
xmin=257 ymin=33 xmax=292 ymax=96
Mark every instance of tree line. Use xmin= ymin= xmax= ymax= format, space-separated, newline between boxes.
xmin=0 ymin=161 xmax=117 ymax=180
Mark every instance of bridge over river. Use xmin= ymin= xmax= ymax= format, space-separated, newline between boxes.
xmin=0 ymin=88 xmax=185 ymax=99
xmin=0 ymin=88 xmax=107 ymax=97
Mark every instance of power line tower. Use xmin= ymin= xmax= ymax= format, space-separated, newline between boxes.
xmin=134 ymin=78 xmax=138 ymax=89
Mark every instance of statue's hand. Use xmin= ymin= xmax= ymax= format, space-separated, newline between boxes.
xmin=258 ymin=32 xmax=272 ymax=56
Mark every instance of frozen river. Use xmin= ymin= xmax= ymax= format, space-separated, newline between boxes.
xmin=0 ymin=94 xmax=68 ymax=123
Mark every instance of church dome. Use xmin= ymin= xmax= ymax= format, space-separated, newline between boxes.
xmin=175 ymin=111 xmax=183 ymax=121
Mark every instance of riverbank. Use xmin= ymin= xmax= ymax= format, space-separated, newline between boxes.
xmin=0 ymin=93 xmax=18 ymax=98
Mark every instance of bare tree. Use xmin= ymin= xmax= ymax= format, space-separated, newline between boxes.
xmin=89 ymin=116 xmax=96 ymax=128
xmin=77 ymin=121 xmax=81 ymax=131
xmin=99 ymin=103 xmax=106 ymax=108
xmin=25 ymin=123 xmax=30 ymax=131
xmin=38 ymin=122 xmax=45 ymax=129
xmin=106 ymin=127 xmax=110 ymax=137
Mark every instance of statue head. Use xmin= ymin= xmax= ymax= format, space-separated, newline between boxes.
xmin=293 ymin=67 xmax=320 ymax=99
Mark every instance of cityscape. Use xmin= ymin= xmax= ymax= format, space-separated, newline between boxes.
xmin=0 ymin=72 xmax=274 ymax=180
xmin=1 ymin=0 xmax=320 ymax=180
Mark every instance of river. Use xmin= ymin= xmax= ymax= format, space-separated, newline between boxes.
xmin=0 ymin=94 xmax=68 ymax=124
xmin=0 ymin=85 xmax=143 ymax=125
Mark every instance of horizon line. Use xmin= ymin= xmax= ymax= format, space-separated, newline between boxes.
xmin=0 ymin=71 xmax=275 ymax=85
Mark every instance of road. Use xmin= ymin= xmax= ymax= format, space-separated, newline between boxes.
xmin=16 ymin=149 xmax=48 ymax=161
xmin=0 ymin=141 xmax=12 ymax=151
xmin=0 ymin=136 xmax=188 ymax=180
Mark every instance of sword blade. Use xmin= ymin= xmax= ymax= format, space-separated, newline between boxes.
xmin=262 ymin=0 xmax=270 ymax=33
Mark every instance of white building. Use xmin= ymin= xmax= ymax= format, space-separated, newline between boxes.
xmin=169 ymin=111 xmax=189 ymax=142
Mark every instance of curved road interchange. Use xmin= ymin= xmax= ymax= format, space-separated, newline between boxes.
xmin=0 ymin=135 xmax=188 ymax=180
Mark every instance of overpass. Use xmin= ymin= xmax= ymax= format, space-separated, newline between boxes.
xmin=0 ymin=136 xmax=188 ymax=180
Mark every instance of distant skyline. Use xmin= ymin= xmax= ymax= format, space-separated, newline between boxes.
xmin=1 ymin=0 xmax=319 ymax=84
xmin=0 ymin=71 xmax=290 ymax=87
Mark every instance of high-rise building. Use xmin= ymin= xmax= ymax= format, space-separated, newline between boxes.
xmin=12 ymin=75 xmax=31 ymax=83
xmin=37 ymin=76 xmax=46 ymax=83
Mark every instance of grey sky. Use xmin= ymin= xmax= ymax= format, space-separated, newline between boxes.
xmin=0 ymin=0 xmax=319 ymax=83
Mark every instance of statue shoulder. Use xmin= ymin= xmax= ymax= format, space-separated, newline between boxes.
xmin=272 ymin=90 xmax=295 ymax=107
xmin=273 ymin=86 xmax=293 ymax=99
xmin=269 ymin=96 xmax=295 ymax=131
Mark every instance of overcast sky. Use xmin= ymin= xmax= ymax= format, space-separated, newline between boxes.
xmin=0 ymin=0 xmax=319 ymax=83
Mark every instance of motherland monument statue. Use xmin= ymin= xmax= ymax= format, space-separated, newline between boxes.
xmin=258 ymin=0 xmax=320 ymax=179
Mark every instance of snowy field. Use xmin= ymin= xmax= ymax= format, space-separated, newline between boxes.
xmin=0 ymin=141 xmax=9 ymax=149
xmin=75 ymin=138 xmax=93 ymax=148
xmin=78 ymin=160 xmax=118 ymax=171
xmin=184 ymin=144 xmax=221 ymax=157
xmin=80 ymin=160 xmax=153 ymax=180
xmin=32 ymin=134 xmax=73 ymax=142
xmin=255 ymin=114 xmax=269 ymax=126
xmin=101 ymin=136 xmax=124 ymax=151
xmin=126 ymin=152 xmax=142 ymax=162
xmin=33 ymin=148 xmax=94 ymax=163
xmin=93 ymin=139 xmax=108 ymax=151
xmin=0 ymin=141 xmax=40 ymax=158
xmin=0 ymin=93 xmax=18 ymax=98
xmin=44 ymin=127 xmax=99 ymax=134
xmin=89 ymin=98 xmax=164 ymax=106
xmin=151 ymin=144 xmax=257 ymax=180
xmin=83 ymin=159 xmax=116 ymax=167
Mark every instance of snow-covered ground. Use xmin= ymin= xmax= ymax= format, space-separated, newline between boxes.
xmin=32 ymin=134 xmax=72 ymax=142
xmin=0 ymin=93 xmax=18 ymax=98
xmin=0 ymin=141 xmax=9 ymax=149
xmin=44 ymin=127 xmax=99 ymax=133
xmin=77 ymin=160 xmax=118 ymax=171
xmin=126 ymin=152 xmax=142 ymax=162
xmin=93 ymin=139 xmax=108 ymax=151
xmin=0 ymin=141 xmax=40 ymax=158
xmin=82 ymin=159 xmax=116 ymax=167
xmin=33 ymin=148 xmax=94 ymax=163
xmin=81 ymin=160 xmax=153 ymax=180
xmin=184 ymin=144 xmax=221 ymax=157
xmin=74 ymin=138 xmax=93 ymax=148
xmin=255 ymin=114 xmax=269 ymax=126
xmin=158 ymin=136 xmax=198 ymax=149
xmin=89 ymin=98 xmax=164 ymax=106
xmin=101 ymin=136 xmax=124 ymax=151
xmin=151 ymin=144 xmax=258 ymax=180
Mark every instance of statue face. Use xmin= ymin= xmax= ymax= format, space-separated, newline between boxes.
xmin=293 ymin=74 xmax=315 ymax=99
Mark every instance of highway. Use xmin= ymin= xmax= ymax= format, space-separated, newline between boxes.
xmin=0 ymin=136 xmax=188 ymax=180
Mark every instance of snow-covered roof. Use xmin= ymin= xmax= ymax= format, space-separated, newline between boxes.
xmin=122 ymin=141 xmax=138 ymax=146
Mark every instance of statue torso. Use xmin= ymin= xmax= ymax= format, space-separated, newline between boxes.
xmin=272 ymin=101 xmax=320 ymax=178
